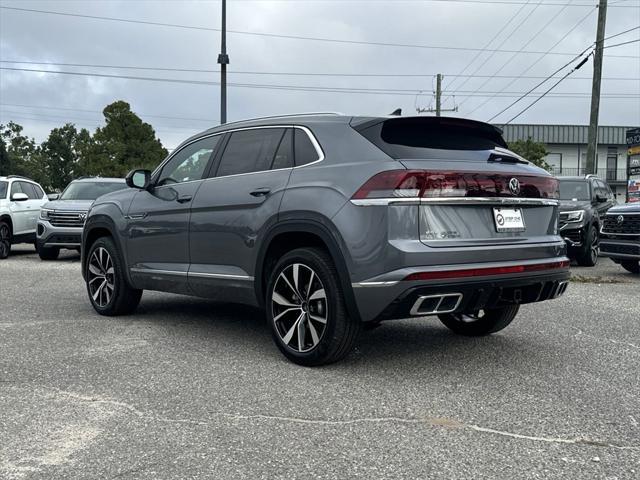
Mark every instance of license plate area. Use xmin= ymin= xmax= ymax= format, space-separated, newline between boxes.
xmin=493 ymin=207 xmax=526 ymax=233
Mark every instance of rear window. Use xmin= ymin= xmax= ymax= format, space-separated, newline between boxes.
xmin=354 ymin=117 xmax=508 ymax=159
xmin=0 ymin=181 xmax=7 ymax=199
xmin=217 ymin=128 xmax=285 ymax=177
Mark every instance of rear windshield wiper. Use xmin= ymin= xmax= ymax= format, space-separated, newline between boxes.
xmin=487 ymin=152 xmax=529 ymax=165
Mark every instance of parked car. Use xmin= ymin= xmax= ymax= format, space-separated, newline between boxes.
xmin=557 ymin=175 xmax=616 ymax=267
xmin=0 ymin=175 xmax=48 ymax=259
xmin=81 ymin=114 xmax=570 ymax=365
xmin=600 ymin=203 xmax=640 ymax=274
xmin=628 ymin=191 xmax=640 ymax=203
xmin=37 ymin=177 xmax=126 ymax=260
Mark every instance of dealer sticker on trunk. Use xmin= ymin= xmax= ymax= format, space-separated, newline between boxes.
xmin=493 ymin=208 xmax=525 ymax=233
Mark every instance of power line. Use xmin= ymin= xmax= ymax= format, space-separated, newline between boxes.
xmin=3 ymin=66 xmax=639 ymax=97
xmin=192 ymin=0 xmax=639 ymax=5
xmin=0 ymin=103 xmax=217 ymax=123
xmin=445 ymin=0 xmax=533 ymax=91
xmin=601 ymin=25 xmax=640 ymax=41
xmin=604 ymin=38 xmax=640 ymax=48
xmin=503 ymin=53 xmax=593 ymax=124
xmin=457 ymin=0 xmax=572 ymax=108
xmin=1 ymin=6 xmax=637 ymax=58
xmin=468 ymin=5 xmax=597 ymax=115
xmin=1 ymin=60 xmax=638 ymax=80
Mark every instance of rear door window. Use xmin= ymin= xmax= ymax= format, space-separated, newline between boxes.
xmin=217 ymin=128 xmax=285 ymax=177
xmin=0 ymin=181 xmax=7 ymax=199
xmin=294 ymin=129 xmax=320 ymax=166
xmin=272 ymin=129 xmax=293 ymax=170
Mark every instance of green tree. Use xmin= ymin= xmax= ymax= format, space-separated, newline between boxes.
xmin=81 ymin=101 xmax=167 ymax=177
xmin=0 ymin=122 xmax=43 ymax=182
xmin=40 ymin=123 xmax=92 ymax=191
xmin=508 ymin=138 xmax=551 ymax=171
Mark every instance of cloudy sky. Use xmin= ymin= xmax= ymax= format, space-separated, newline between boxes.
xmin=0 ymin=0 xmax=639 ymax=151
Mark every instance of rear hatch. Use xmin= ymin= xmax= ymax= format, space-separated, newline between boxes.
xmin=351 ymin=116 xmax=559 ymax=247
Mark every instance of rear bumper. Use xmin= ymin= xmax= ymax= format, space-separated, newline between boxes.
xmin=352 ymin=257 xmax=571 ymax=322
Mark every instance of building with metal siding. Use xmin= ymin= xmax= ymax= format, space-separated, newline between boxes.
xmin=498 ymin=124 xmax=638 ymax=200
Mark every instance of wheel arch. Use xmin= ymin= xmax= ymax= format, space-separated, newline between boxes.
xmin=81 ymin=216 xmax=130 ymax=283
xmin=255 ymin=220 xmax=361 ymax=322
xmin=0 ymin=214 xmax=13 ymax=235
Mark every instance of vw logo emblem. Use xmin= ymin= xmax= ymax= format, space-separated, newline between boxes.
xmin=616 ymin=215 xmax=624 ymax=224
xmin=79 ymin=212 xmax=87 ymax=222
xmin=508 ymin=178 xmax=521 ymax=195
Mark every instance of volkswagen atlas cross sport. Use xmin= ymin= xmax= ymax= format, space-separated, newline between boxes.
xmin=81 ymin=114 xmax=570 ymax=366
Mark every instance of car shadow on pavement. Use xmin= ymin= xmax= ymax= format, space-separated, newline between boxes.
xmin=134 ymin=294 xmax=538 ymax=371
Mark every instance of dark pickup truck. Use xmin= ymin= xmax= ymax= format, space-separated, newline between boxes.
xmin=600 ymin=203 xmax=640 ymax=274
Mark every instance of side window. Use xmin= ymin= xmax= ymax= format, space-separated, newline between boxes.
xmin=33 ymin=185 xmax=45 ymax=199
xmin=23 ymin=183 xmax=40 ymax=200
xmin=157 ymin=136 xmax=220 ymax=186
xmin=217 ymin=128 xmax=285 ymax=177
xmin=10 ymin=181 xmax=24 ymax=198
xmin=294 ymin=128 xmax=320 ymax=167
xmin=272 ymin=129 xmax=293 ymax=170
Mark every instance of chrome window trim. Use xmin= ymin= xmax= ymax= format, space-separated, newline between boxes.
xmin=351 ymin=197 xmax=559 ymax=207
xmin=151 ymin=125 xmax=324 ymax=185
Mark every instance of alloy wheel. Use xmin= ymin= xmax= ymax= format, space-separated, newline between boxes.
xmin=0 ymin=224 xmax=10 ymax=258
xmin=271 ymin=263 xmax=328 ymax=353
xmin=590 ymin=228 xmax=599 ymax=264
xmin=88 ymin=247 xmax=115 ymax=308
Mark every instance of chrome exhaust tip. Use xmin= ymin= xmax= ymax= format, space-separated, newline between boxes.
xmin=410 ymin=293 xmax=463 ymax=316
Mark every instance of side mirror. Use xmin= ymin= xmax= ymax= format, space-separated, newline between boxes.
xmin=11 ymin=192 xmax=29 ymax=202
xmin=47 ymin=193 xmax=60 ymax=201
xmin=596 ymin=194 xmax=607 ymax=203
xmin=125 ymin=169 xmax=152 ymax=190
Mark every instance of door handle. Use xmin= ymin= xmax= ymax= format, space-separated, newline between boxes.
xmin=250 ymin=188 xmax=271 ymax=197
xmin=177 ymin=195 xmax=192 ymax=204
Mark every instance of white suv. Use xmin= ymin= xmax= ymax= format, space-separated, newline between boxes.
xmin=0 ymin=176 xmax=49 ymax=259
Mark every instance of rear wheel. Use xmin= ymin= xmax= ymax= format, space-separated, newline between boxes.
xmin=266 ymin=247 xmax=361 ymax=366
xmin=438 ymin=305 xmax=520 ymax=336
xmin=0 ymin=221 xmax=11 ymax=259
xmin=85 ymin=237 xmax=142 ymax=316
xmin=620 ymin=260 xmax=640 ymax=274
xmin=38 ymin=245 xmax=60 ymax=260
xmin=576 ymin=224 xmax=599 ymax=267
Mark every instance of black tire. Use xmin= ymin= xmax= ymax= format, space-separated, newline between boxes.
xmin=85 ymin=236 xmax=142 ymax=316
xmin=438 ymin=305 xmax=520 ymax=336
xmin=576 ymin=224 xmax=599 ymax=267
xmin=620 ymin=260 xmax=640 ymax=274
xmin=266 ymin=247 xmax=361 ymax=366
xmin=38 ymin=245 xmax=60 ymax=260
xmin=0 ymin=221 xmax=11 ymax=259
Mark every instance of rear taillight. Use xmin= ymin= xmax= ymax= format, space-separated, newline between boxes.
xmin=352 ymin=170 xmax=559 ymax=200
xmin=403 ymin=260 xmax=569 ymax=281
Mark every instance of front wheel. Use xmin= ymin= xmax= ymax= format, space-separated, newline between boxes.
xmin=0 ymin=221 xmax=11 ymax=259
xmin=438 ymin=305 xmax=520 ymax=336
xmin=85 ymin=237 xmax=142 ymax=316
xmin=266 ymin=248 xmax=361 ymax=366
xmin=620 ymin=260 xmax=640 ymax=274
xmin=38 ymin=245 xmax=60 ymax=260
xmin=576 ymin=225 xmax=599 ymax=267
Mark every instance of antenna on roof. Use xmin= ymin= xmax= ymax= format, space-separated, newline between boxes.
xmin=389 ymin=108 xmax=402 ymax=116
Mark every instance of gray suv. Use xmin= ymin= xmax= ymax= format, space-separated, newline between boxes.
xmin=81 ymin=114 xmax=570 ymax=365
xmin=38 ymin=177 xmax=126 ymax=260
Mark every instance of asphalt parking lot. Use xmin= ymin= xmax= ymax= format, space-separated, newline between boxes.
xmin=1 ymin=245 xmax=639 ymax=479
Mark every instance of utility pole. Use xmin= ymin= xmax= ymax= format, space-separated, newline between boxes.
xmin=417 ymin=74 xmax=458 ymax=116
xmin=217 ymin=0 xmax=229 ymax=124
xmin=585 ymin=0 xmax=607 ymax=174
xmin=435 ymin=73 xmax=442 ymax=117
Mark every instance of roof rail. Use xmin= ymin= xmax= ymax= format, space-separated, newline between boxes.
xmin=6 ymin=175 xmax=34 ymax=181
xmin=219 ymin=112 xmax=343 ymax=128
xmin=585 ymin=174 xmax=599 ymax=179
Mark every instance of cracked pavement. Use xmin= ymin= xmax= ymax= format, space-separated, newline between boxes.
xmin=1 ymin=246 xmax=639 ymax=479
